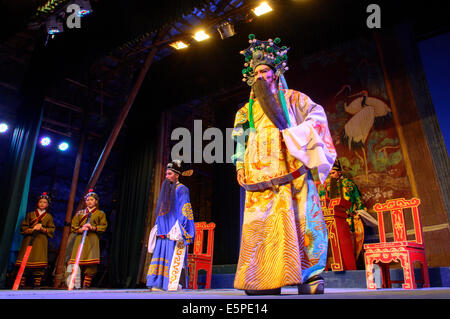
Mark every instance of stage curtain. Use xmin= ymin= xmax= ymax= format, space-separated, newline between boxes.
xmin=0 ymin=97 xmax=43 ymax=288
xmin=0 ymin=30 xmax=53 ymax=287
xmin=109 ymin=113 xmax=158 ymax=288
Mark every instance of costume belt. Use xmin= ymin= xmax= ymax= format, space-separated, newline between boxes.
xmin=243 ymin=166 xmax=308 ymax=192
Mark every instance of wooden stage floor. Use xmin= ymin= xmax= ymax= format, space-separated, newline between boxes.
xmin=1 ymin=287 xmax=450 ymax=299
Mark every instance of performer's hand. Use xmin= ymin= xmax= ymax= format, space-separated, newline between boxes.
xmin=237 ymin=169 xmax=246 ymax=187
xmin=84 ymin=223 xmax=93 ymax=230
xmin=33 ymin=224 xmax=42 ymax=231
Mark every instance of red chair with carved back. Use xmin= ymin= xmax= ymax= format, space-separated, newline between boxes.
xmin=187 ymin=222 xmax=215 ymax=289
xmin=364 ymin=198 xmax=430 ymax=289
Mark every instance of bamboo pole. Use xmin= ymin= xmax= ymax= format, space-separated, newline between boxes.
xmin=53 ymin=112 xmax=88 ymax=288
xmin=77 ymin=25 xmax=168 ymax=201
xmin=53 ymin=26 xmax=168 ymax=287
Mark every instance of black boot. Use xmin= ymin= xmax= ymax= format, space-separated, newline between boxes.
xmin=245 ymin=288 xmax=281 ymax=296
xmin=297 ymin=275 xmax=325 ymax=295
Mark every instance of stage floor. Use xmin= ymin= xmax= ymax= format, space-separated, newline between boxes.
xmin=1 ymin=287 xmax=450 ymax=299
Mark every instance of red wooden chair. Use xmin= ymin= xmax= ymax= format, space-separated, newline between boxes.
xmin=187 ymin=222 xmax=215 ymax=289
xmin=323 ymin=198 xmax=357 ymax=271
xmin=364 ymin=198 xmax=430 ymax=289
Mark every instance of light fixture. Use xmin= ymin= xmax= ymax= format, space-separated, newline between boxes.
xmin=75 ymin=0 xmax=93 ymax=17
xmin=170 ymin=41 xmax=189 ymax=50
xmin=193 ymin=30 xmax=210 ymax=42
xmin=217 ymin=21 xmax=236 ymax=39
xmin=58 ymin=142 xmax=69 ymax=151
xmin=46 ymin=15 xmax=64 ymax=36
xmin=40 ymin=137 xmax=52 ymax=147
xmin=0 ymin=123 xmax=8 ymax=133
xmin=253 ymin=2 xmax=273 ymax=16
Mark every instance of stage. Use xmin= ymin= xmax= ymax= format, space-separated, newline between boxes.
xmin=1 ymin=287 xmax=449 ymax=299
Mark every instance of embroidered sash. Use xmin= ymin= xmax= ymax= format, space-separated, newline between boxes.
xmin=31 ymin=210 xmax=47 ymax=227
xmin=79 ymin=208 xmax=97 ymax=225
xmin=167 ymin=240 xmax=186 ymax=291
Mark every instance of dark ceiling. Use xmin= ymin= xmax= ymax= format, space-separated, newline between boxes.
xmin=0 ymin=0 xmax=448 ymax=140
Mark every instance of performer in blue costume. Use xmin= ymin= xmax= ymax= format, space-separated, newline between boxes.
xmin=147 ymin=160 xmax=195 ymax=291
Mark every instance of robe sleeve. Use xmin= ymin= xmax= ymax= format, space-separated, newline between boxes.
xmin=20 ymin=213 xmax=33 ymax=235
xmin=281 ymin=92 xmax=337 ymax=184
xmin=93 ymin=211 xmax=108 ymax=234
xmin=44 ymin=214 xmax=56 ymax=238
xmin=175 ymin=186 xmax=196 ymax=246
xmin=71 ymin=212 xmax=82 ymax=233
xmin=231 ymin=104 xmax=249 ymax=170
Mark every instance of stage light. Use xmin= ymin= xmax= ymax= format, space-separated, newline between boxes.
xmin=193 ymin=30 xmax=210 ymax=42
xmin=217 ymin=21 xmax=236 ymax=39
xmin=75 ymin=0 xmax=93 ymax=17
xmin=40 ymin=137 xmax=52 ymax=147
xmin=253 ymin=2 xmax=273 ymax=16
xmin=170 ymin=41 xmax=189 ymax=50
xmin=46 ymin=15 xmax=63 ymax=36
xmin=0 ymin=123 xmax=8 ymax=133
xmin=58 ymin=142 xmax=69 ymax=151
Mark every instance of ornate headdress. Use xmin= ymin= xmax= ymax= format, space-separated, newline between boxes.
xmin=38 ymin=192 xmax=51 ymax=203
xmin=167 ymin=159 xmax=193 ymax=177
xmin=84 ymin=188 xmax=99 ymax=201
xmin=240 ymin=34 xmax=289 ymax=87
xmin=240 ymin=34 xmax=292 ymax=129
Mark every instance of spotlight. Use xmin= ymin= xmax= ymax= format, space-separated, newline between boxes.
xmin=46 ymin=15 xmax=64 ymax=36
xmin=75 ymin=0 xmax=93 ymax=17
xmin=253 ymin=2 xmax=273 ymax=16
xmin=170 ymin=41 xmax=189 ymax=50
xmin=0 ymin=123 xmax=8 ymax=133
xmin=40 ymin=137 xmax=52 ymax=147
xmin=216 ymin=21 xmax=236 ymax=39
xmin=58 ymin=142 xmax=69 ymax=151
xmin=193 ymin=30 xmax=210 ymax=42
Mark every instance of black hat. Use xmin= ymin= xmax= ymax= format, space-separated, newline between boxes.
xmin=167 ymin=159 xmax=193 ymax=177
xmin=332 ymin=159 xmax=342 ymax=172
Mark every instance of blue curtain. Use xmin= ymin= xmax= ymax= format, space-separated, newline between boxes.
xmin=0 ymin=100 xmax=43 ymax=288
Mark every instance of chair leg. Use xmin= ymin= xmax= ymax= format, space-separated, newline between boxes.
xmin=205 ymin=266 xmax=212 ymax=289
xmin=420 ymin=259 xmax=430 ymax=288
xmin=364 ymin=255 xmax=377 ymax=290
xmin=401 ymin=253 xmax=416 ymax=289
xmin=192 ymin=266 xmax=198 ymax=290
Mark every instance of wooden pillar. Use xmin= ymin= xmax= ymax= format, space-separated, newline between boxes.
xmin=53 ymin=112 xmax=88 ymax=288
xmin=77 ymin=26 xmax=168 ymax=203
xmin=53 ymin=26 xmax=169 ymax=286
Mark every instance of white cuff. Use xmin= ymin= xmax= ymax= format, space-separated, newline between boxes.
xmin=147 ymin=225 xmax=158 ymax=253
xmin=167 ymin=221 xmax=183 ymax=241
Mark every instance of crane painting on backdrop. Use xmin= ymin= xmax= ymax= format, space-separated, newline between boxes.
xmin=334 ymin=84 xmax=392 ymax=182
xmin=294 ymin=37 xmax=413 ymax=210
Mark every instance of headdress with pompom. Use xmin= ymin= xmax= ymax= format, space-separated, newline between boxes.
xmin=38 ymin=192 xmax=51 ymax=203
xmin=240 ymin=34 xmax=289 ymax=87
xmin=84 ymin=188 xmax=99 ymax=201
